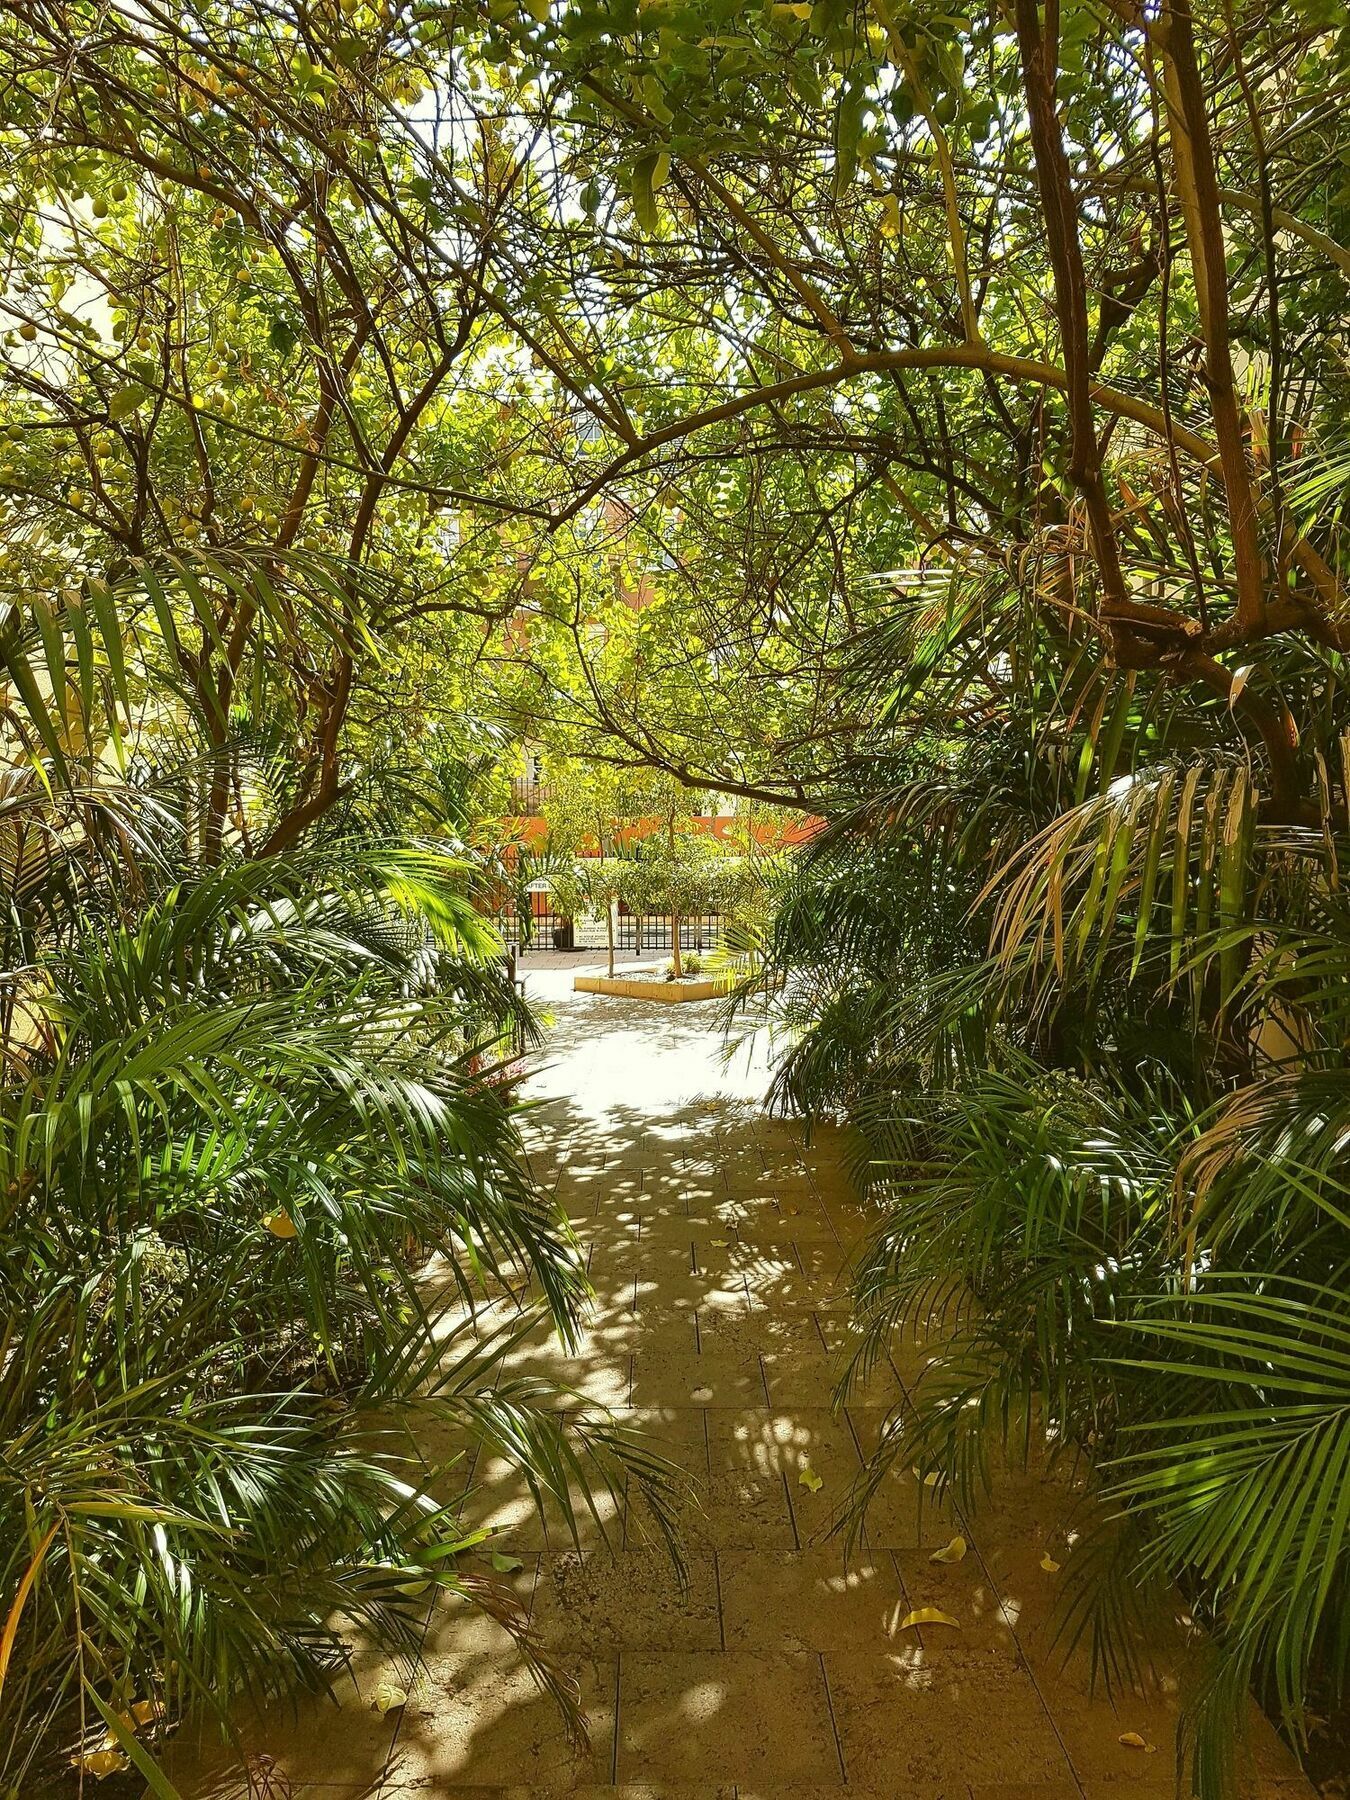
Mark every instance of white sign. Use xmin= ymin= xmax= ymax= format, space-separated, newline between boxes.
xmin=573 ymin=910 xmax=611 ymax=949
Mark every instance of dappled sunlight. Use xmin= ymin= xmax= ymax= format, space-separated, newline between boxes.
xmin=165 ymin=977 xmax=1316 ymax=1796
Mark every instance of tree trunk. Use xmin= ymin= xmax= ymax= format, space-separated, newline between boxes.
xmin=606 ymin=901 xmax=616 ymax=979
xmin=671 ymin=913 xmax=684 ymax=980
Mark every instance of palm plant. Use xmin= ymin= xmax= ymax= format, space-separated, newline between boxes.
xmin=733 ymin=561 xmax=1350 ymax=1791
xmin=0 ymin=795 xmax=678 ymax=1794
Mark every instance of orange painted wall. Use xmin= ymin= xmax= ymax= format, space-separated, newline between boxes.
xmin=497 ymin=814 xmax=822 ymax=858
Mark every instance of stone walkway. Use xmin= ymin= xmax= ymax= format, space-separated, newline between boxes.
xmin=167 ymin=966 xmax=1313 ymax=1799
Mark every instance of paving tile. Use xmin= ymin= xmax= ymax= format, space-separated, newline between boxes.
xmin=734 ymin=1790 xmax=948 ymax=1800
xmin=393 ymin=1788 xmax=732 ymax=1799
xmin=610 ymin=1404 xmax=712 ymax=1475
xmin=639 ymin=1210 xmax=722 ymax=1245
xmin=1078 ymin=1785 xmax=1315 ymax=1800
xmin=383 ymin=1412 xmax=479 ymax=1507
xmin=1035 ymin=1673 xmax=1180 ymax=1778
xmin=728 ymin=1181 xmax=821 ymax=1215
xmin=384 ymin=1652 xmax=615 ymax=1789
xmin=811 ymin=1308 xmax=879 ymax=1359
xmin=531 ymin=1548 xmax=722 ymax=1652
xmin=418 ymin=1555 xmax=540 ymax=1660
xmin=968 ymin=1786 xmax=1082 ymax=1800
xmin=969 ymin=1465 xmax=1095 ymax=1563
xmin=814 ymin=1196 xmax=875 ymax=1245
xmin=760 ymin=1345 xmax=845 ymax=1408
xmin=794 ymin=1239 xmax=852 ymax=1279
xmin=1038 ymin=1667 xmax=1309 ymax=1787
xmin=412 ymin=1279 xmax=515 ymax=1345
xmin=151 ymin=1782 xmax=387 ymax=1800
xmin=891 ymin=1547 xmax=1022 ymax=1665
xmin=592 ymin=1789 xmax=735 ymax=1798
xmin=679 ymin=1184 xmax=726 ymax=1215
xmin=629 ymin=1309 xmax=700 ymax=1356
xmin=207 ymin=978 xmax=1309 ymax=1800
xmin=462 ymin=1436 xmax=626 ymax=1553
xmin=743 ymin=1260 xmax=848 ymax=1311
xmin=638 ymin=1465 xmax=798 ymax=1553
xmin=712 ymin=1246 xmax=825 ymax=1305
xmin=719 ymin=1547 xmax=906 ymax=1651
xmin=633 ymin=1266 xmax=755 ymax=1313
xmin=708 ymin=1406 xmax=863 ymax=1547
xmin=980 ymin=1542 xmax=1088 ymax=1654
xmin=457 ymin=1448 xmax=554 ymax=1551
xmin=825 ymin=1648 xmax=1074 ymax=1783
xmin=698 ymin=1205 xmax=766 ymax=1243
xmin=804 ymin=1297 xmax=950 ymax=1384
xmin=616 ymin=1650 xmax=843 ymax=1784
xmin=631 ymin=1345 xmax=769 ymax=1408
xmin=159 ymin=1656 xmax=403 ymax=1791
xmin=694 ymin=1306 xmax=822 ymax=1360
xmin=617 ymin=1241 xmax=704 ymax=1278
xmin=639 ymin=1189 xmax=698 ymax=1218
xmin=844 ymin=1405 xmax=965 ymax=1550
xmin=579 ymin=1229 xmax=645 ymax=1269
xmin=641 ymin=1162 xmax=695 ymax=1192
xmin=732 ymin=1208 xmax=844 ymax=1247
xmin=495 ymin=1337 xmax=633 ymax=1410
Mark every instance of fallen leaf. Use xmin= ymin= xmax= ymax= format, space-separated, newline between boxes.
xmin=710 ymin=1238 xmax=731 ymax=1247
xmin=929 ymin=1535 xmax=967 ymax=1564
xmin=690 ymin=1385 xmax=714 ymax=1402
xmin=71 ymin=1750 xmax=128 ymax=1779
xmin=262 ymin=1209 xmax=297 ymax=1238
xmin=913 ymin=1467 xmax=943 ymax=1488
xmin=1040 ymin=1552 xmax=1062 ymax=1573
xmin=899 ymin=1607 xmax=960 ymax=1630
xmin=490 ymin=1551 xmax=523 ymax=1573
xmin=798 ymin=1463 xmax=823 ymax=1493
xmin=1118 ymin=1731 xmax=1156 ymax=1752
xmin=371 ymin=1681 xmax=408 ymax=1714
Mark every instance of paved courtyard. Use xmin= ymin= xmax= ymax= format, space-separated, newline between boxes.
xmin=166 ymin=965 xmax=1314 ymax=1798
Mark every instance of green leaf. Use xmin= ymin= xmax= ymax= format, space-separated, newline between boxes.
xmin=631 ymin=155 xmax=659 ymax=232
xmin=833 ymin=80 xmax=866 ymax=193
xmin=108 ymin=383 xmax=148 ymax=420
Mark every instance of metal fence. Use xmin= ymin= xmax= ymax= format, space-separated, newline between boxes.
xmin=615 ymin=912 xmax=721 ymax=953
xmin=491 ymin=906 xmax=722 ymax=956
xmin=492 ymin=901 xmax=569 ymax=953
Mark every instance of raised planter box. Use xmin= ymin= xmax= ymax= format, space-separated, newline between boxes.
xmin=574 ymin=973 xmax=731 ymax=1003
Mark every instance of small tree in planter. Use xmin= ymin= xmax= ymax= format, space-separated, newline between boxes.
xmin=632 ymin=833 xmax=729 ymax=980
xmin=615 ymin=850 xmax=662 ymax=964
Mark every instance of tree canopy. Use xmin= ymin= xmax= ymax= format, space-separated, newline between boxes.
xmin=2 ymin=0 xmax=1349 ymax=1790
